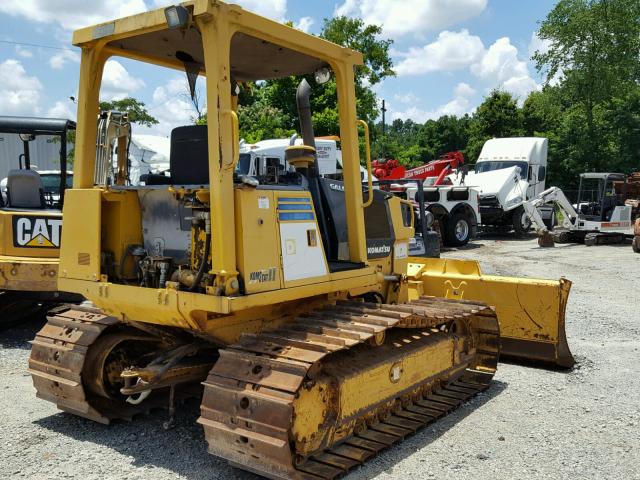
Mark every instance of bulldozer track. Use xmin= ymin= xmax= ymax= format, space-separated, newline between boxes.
xmin=28 ymin=306 xmax=182 ymax=424
xmin=199 ymin=296 xmax=500 ymax=479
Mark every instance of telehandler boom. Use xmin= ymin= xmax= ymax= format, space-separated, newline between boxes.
xmin=29 ymin=2 xmax=574 ymax=478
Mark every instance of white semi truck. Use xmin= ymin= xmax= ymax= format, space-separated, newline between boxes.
xmin=455 ymin=137 xmax=554 ymax=234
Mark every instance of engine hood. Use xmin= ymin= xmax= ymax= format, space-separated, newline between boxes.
xmin=453 ymin=166 xmax=527 ymax=210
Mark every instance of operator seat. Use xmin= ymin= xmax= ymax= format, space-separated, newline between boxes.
xmin=170 ymin=125 xmax=209 ymax=184
xmin=6 ymin=169 xmax=45 ymax=208
xmin=141 ymin=125 xmax=209 ymax=185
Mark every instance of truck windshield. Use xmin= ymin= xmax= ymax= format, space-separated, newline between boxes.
xmin=476 ymin=161 xmax=528 ymax=179
xmin=41 ymin=173 xmax=73 ymax=193
xmin=238 ymin=153 xmax=251 ymax=175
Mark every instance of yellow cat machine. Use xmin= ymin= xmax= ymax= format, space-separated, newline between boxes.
xmin=0 ymin=116 xmax=82 ymax=328
xmin=29 ymin=3 xmax=574 ymax=478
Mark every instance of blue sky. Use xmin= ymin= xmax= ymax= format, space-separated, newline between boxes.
xmin=0 ymin=0 xmax=556 ymax=137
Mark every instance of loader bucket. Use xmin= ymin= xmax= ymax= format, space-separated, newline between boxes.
xmin=406 ymin=257 xmax=575 ymax=368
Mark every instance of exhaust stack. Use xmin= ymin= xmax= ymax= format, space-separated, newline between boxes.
xmin=294 ymin=79 xmax=319 ymax=178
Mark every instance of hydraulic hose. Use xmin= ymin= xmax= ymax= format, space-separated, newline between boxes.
xmin=189 ymin=213 xmax=211 ymax=292
xmin=188 ymin=233 xmax=210 ymax=292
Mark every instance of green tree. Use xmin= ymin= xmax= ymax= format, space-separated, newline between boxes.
xmin=237 ymin=98 xmax=295 ymax=144
xmin=533 ymin=0 xmax=640 ymax=181
xmin=64 ymin=97 xmax=158 ymax=163
xmin=466 ymin=90 xmax=523 ymax=162
xmin=419 ymin=115 xmax=471 ymax=160
xmin=238 ymin=16 xmax=394 ymax=143
xmin=99 ymin=97 xmax=158 ymax=127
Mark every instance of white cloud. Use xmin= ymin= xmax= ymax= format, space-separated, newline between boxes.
xmin=471 ymin=37 xmax=527 ymax=82
xmin=233 ymin=0 xmax=287 ymax=21
xmin=528 ymin=31 xmax=551 ymax=58
xmin=394 ymin=30 xmax=485 ymax=75
xmin=502 ymin=75 xmax=540 ymax=99
xmin=101 ymin=60 xmax=145 ymax=100
xmin=455 ymin=82 xmax=475 ymax=98
xmin=335 ymin=0 xmax=487 ymax=37
xmin=154 ymin=0 xmax=289 ymax=22
xmin=471 ymin=37 xmax=540 ymax=98
xmin=15 ymin=46 xmax=33 ymax=58
xmin=47 ymin=100 xmax=76 ymax=120
xmin=0 ymin=59 xmax=43 ymax=115
xmin=394 ymin=92 xmax=420 ymax=105
xmin=396 ymin=31 xmax=540 ymax=99
xmin=49 ymin=49 xmax=80 ymax=70
xmin=143 ymin=77 xmax=202 ymax=136
xmin=390 ymin=106 xmax=433 ymax=123
xmin=294 ymin=16 xmax=314 ymax=33
xmin=528 ymin=31 xmax=563 ymax=87
xmin=0 ymin=0 xmax=147 ymax=31
xmin=390 ymin=82 xmax=475 ymax=122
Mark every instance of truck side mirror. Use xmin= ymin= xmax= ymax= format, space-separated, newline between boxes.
xmin=539 ymin=166 xmax=546 ymax=181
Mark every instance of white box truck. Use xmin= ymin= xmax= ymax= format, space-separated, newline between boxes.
xmin=455 ymin=137 xmax=554 ymax=234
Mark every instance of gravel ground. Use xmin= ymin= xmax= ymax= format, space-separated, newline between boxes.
xmin=1 ymin=235 xmax=639 ymax=480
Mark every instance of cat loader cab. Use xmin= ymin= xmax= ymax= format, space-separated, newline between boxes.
xmin=0 ymin=116 xmax=81 ymax=328
xmin=30 ymin=3 xmax=574 ymax=478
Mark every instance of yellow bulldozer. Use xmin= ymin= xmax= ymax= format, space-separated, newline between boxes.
xmin=29 ymin=2 xmax=573 ymax=478
xmin=0 ymin=116 xmax=82 ymax=329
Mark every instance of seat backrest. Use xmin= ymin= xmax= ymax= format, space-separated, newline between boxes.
xmin=6 ymin=169 xmax=44 ymax=208
xmin=170 ymin=125 xmax=209 ymax=185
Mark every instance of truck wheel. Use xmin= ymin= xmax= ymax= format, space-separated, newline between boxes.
xmin=444 ymin=212 xmax=471 ymax=247
xmin=512 ymin=206 xmax=531 ymax=237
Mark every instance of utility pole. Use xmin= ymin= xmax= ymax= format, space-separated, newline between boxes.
xmin=381 ymin=99 xmax=387 ymax=159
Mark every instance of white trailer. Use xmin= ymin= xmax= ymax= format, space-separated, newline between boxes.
xmin=455 ymin=137 xmax=554 ymax=234
xmin=237 ymin=136 xmax=375 ymax=182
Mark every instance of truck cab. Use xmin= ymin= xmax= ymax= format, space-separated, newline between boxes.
xmin=457 ymin=137 xmax=552 ymax=233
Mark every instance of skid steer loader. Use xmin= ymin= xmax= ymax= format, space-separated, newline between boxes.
xmin=29 ymin=3 xmax=574 ymax=478
xmin=0 ymin=116 xmax=82 ymax=328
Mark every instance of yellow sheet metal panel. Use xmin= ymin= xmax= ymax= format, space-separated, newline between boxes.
xmin=0 ymin=260 xmax=58 ymax=291
xmin=88 ymin=282 xmax=196 ymax=330
xmin=58 ymin=189 xmax=102 ymax=281
xmin=0 ymin=210 xmax=62 ymax=258
xmin=101 ymin=190 xmax=143 ymax=276
xmin=276 ymin=192 xmax=330 ymax=288
xmin=235 ymin=189 xmax=282 ymax=293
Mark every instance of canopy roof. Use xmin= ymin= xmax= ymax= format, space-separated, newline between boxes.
xmin=0 ymin=116 xmax=75 ymax=135
xmin=73 ymin=1 xmax=357 ymax=82
xmin=579 ymin=172 xmax=626 ymax=181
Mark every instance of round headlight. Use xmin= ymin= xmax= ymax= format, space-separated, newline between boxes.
xmin=424 ymin=211 xmax=435 ymax=228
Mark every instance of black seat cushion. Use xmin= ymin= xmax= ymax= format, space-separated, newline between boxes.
xmin=170 ymin=125 xmax=209 ymax=185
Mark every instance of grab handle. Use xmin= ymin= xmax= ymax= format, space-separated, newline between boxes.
xmin=223 ymin=110 xmax=239 ymax=170
xmin=357 ymin=119 xmax=373 ymax=207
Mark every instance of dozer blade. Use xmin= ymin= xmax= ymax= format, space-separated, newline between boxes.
xmin=407 ymin=257 xmax=575 ymax=368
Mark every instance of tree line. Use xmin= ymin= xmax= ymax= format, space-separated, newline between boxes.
xmin=102 ymin=0 xmax=639 ymax=191
xmin=235 ymin=0 xmax=640 ymax=190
